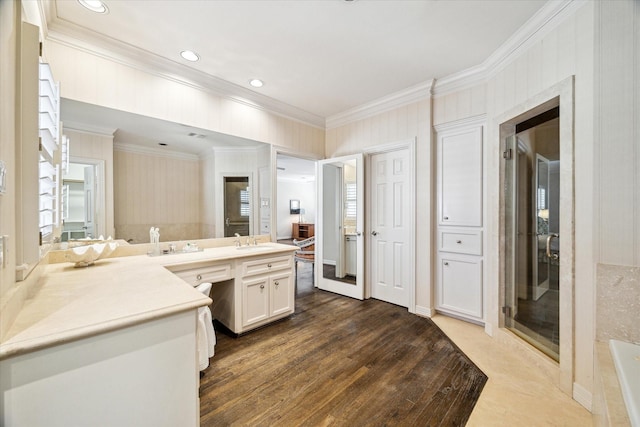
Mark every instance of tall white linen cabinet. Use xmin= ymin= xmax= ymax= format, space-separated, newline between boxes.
xmin=435 ymin=117 xmax=486 ymax=324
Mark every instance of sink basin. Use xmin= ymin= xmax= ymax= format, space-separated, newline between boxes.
xmin=235 ymin=245 xmax=271 ymax=251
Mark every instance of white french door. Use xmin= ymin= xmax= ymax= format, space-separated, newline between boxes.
xmin=316 ymin=154 xmax=364 ymax=300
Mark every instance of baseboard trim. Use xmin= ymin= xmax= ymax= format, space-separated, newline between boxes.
xmin=415 ymin=305 xmax=435 ymax=318
xmin=573 ymin=382 xmax=593 ymax=412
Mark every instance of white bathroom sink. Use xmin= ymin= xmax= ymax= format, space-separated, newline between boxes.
xmin=235 ymin=245 xmax=271 ymax=251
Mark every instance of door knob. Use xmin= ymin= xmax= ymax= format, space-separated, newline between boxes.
xmin=371 ymin=231 xmax=378 ymax=236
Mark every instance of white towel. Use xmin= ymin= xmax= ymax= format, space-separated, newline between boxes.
xmin=195 ymin=283 xmax=216 ymax=371
xmin=197 ymin=307 xmax=216 ymax=370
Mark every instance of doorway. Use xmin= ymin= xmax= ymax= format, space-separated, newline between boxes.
xmin=367 ymin=145 xmax=414 ymax=308
xmin=62 ymin=159 xmax=105 ymax=241
xmin=505 ymin=110 xmax=560 ymax=361
xmin=223 ymin=176 xmax=250 ymax=237
xmin=500 ymin=76 xmax=575 ymax=395
xmin=317 ymin=154 xmax=364 ymax=300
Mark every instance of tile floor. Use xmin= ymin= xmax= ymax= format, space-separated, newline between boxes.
xmin=432 ymin=315 xmax=592 ymax=426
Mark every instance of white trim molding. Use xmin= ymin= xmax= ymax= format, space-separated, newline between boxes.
xmin=415 ymin=305 xmax=436 ymax=318
xmin=573 ymin=382 xmax=593 ymax=412
xmin=114 ymin=142 xmax=199 ymax=161
xmin=63 ymin=122 xmax=116 ymax=137
xmin=433 ymin=0 xmax=587 ymax=97
xmin=39 ymin=8 xmax=325 ymax=129
xmin=433 ymin=114 xmax=487 ymax=134
xmin=326 ymin=81 xmax=433 ymax=130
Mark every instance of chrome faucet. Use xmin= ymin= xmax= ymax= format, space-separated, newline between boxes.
xmin=246 ymin=236 xmax=252 ymax=246
xmin=234 ymin=233 xmax=242 ymax=247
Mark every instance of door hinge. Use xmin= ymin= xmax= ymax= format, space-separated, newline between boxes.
xmin=39 ymin=42 xmax=43 ymax=57
xmin=502 ymin=306 xmax=512 ymax=317
xmin=502 ymin=149 xmax=513 ymax=160
xmin=38 ymin=137 xmax=42 ymax=152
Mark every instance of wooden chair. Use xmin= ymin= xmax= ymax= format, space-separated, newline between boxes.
xmin=293 ymin=236 xmax=315 ymax=282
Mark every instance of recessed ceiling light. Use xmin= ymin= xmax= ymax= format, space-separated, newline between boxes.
xmin=77 ymin=0 xmax=109 ymax=13
xmin=180 ymin=50 xmax=200 ymax=62
xmin=249 ymin=79 xmax=264 ymax=88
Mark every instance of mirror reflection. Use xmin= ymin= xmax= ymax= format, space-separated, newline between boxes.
xmin=61 ymin=161 xmax=100 ymax=241
xmin=60 ymin=98 xmax=270 ymax=244
xmin=322 ymin=159 xmax=357 ymax=285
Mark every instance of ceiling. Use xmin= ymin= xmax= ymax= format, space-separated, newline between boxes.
xmin=46 ymin=0 xmax=548 ymax=120
xmin=41 ymin=0 xmax=549 ymax=174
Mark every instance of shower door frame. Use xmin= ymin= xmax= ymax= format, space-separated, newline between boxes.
xmin=498 ymin=76 xmax=575 ymax=396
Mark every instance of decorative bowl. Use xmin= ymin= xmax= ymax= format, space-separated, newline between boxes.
xmin=65 ymin=242 xmax=118 ymax=267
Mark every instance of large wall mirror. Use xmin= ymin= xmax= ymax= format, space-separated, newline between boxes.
xmin=60 ymin=99 xmax=271 ymax=244
xmin=317 ymin=154 xmax=364 ymax=300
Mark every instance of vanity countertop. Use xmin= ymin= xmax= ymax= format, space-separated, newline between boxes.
xmin=0 ymin=243 xmax=297 ymax=360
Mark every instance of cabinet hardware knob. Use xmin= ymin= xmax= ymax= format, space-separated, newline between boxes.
xmin=456 ymin=240 xmax=462 ymax=244
xmin=274 ymin=281 xmax=279 ymax=286
xmin=444 ymin=262 xmax=449 ymax=266
xmin=444 ymin=216 xmax=449 ymax=220
xmin=267 ymin=263 xmax=272 ymax=268
xmin=371 ymin=231 xmax=378 ymax=236
xmin=260 ymin=284 xmax=265 ymax=289
xmin=196 ymin=274 xmax=202 ymax=280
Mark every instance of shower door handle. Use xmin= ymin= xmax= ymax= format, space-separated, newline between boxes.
xmin=546 ymin=233 xmax=559 ymax=260
xmin=225 ymin=217 xmax=230 ymax=227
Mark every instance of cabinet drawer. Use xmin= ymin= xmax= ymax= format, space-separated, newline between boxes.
xmin=439 ymin=229 xmax=482 ymax=255
xmin=241 ymin=255 xmax=292 ymax=277
xmin=174 ymin=263 xmax=232 ymax=287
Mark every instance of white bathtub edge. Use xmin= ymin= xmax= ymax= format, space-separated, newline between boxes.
xmin=609 ymin=340 xmax=640 ymax=427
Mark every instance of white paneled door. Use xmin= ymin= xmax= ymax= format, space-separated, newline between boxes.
xmin=369 ymin=148 xmax=411 ymax=307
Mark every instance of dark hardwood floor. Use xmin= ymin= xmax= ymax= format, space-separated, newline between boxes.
xmin=200 ymin=263 xmax=487 ymax=426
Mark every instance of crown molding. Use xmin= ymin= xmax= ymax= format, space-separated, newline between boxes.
xmin=432 ymin=0 xmax=587 ymax=97
xmin=326 ymin=80 xmax=434 ymax=130
xmin=38 ymin=0 xmax=586 ymax=132
xmin=114 ymin=142 xmax=199 ymax=161
xmin=63 ymin=121 xmax=116 ymax=137
xmin=211 ymin=146 xmax=262 ymax=153
xmin=433 ymin=114 xmax=487 ymax=133
xmin=39 ymin=11 xmax=325 ymax=129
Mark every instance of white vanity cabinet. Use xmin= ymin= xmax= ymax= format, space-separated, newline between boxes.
xmin=435 ymin=117 xmax=485 ymax=324
xmin=211 ymin=253 xmax=294 ymax=334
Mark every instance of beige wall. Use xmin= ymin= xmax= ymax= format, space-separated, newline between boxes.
xmin=44 ymin=40 xmax=325 ymax=159
xmin=433 ymin=2 xmax=596 ymax=401
xmin=113 ymin=149 xmax=201 ymax=243
xmin=325 ymin=100 xmax=433 ymax=313
xmin=0 ymin=0 xmax=19 ymax=305
xmin=594 ymin=0 xmax=640 ymax=266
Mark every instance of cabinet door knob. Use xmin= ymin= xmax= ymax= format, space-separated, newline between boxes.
xmin=196 ymin=274 xmax=202 ymax=280
xmin=267 ymin=263 xmax=272 ymax=268
xmin=444 ymin=262 xmax=449 ymax=266
xmin=260 ymin=284 xmax=265 ymax=289
xmin=274 ymin=281 xmax=279 ymax=286
xmin=444 ymin=216 xmax=449 ymax=220
xmin=456 ymin=240 xmax=462 ymax=244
